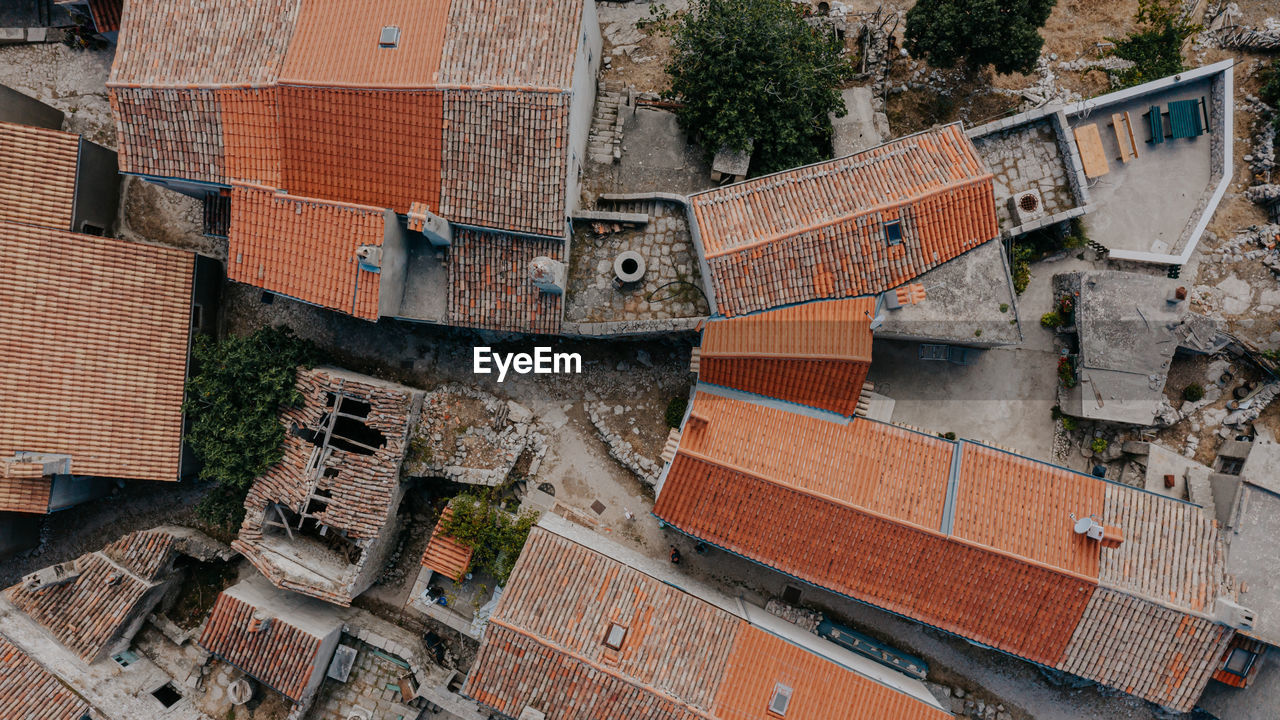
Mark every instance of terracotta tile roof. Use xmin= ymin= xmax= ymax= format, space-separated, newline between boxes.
xmin=87 ymin=0 xmax=123 ymax=33
xmin=438 ymin=0 xmax=583 ymax=89
xmin=699 ymin=298 xmax=874 ymax=415
xmin=1098 ymin=483 xmax=1225 ymax=612
xmin=275 ymin=87 xmax=443 ymax=214
xmin=0 ymin=223 xmax=194 ymax=482
xmin=110 ymin=87 xmax=225 ymax=183
xmin=0 ymin=121 xmax=79 ymax=231
xmin=713 ymin=626 xmax=950 ymax=720
xmin=5 ymin=530 xmax=178 ymax=662
xmin=439 ymin=90 xmax=570 ymax=237
xmin=420 ymin=506 xmax=473 ymax=581
xmin=227 ymin=185 xmax=385 ymax=320
xmin=0 ymin=636 xmax=89 ymax=720
xmin=1057 ymin=588 xmax=1231 ymax=710
xmin=0 ymin=461 xmax=53 ymax=514
xmin=109 ymin=0 xmax=300 ymax=87
xmin=108 ymin=0 xmax=581 ymax=237
xmin=198 ymin=591 xmax=325 ymax=702
xmin=447 ymin=229 xmax=565 ymax=333
xmin=673 ymin=392 xmax=952 ymax=528
xmin=690 ymin=124 xmax=998 ymax=317
xmin=234 ymin=368 xmax=417 ymax=604
xmin=101 ymin=529 xmax=180 ymax=582
xmin=466 ymin=526 xmax=950 ymax=720
xmin=953 ymin=444 xmax=1104 ymax=579
xmin=278 ymin=0 xmax=448 ymax=88
xmin=657 ymin=453 xmax=1092 ymax=667
xmin=655 ymin=390 xmax=1238 ymax=711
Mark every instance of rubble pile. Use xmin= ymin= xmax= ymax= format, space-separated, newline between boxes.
xmin=586 ymin=402 xmax=662 ymax=487
xmin=405 ymin=387 xmax=546 ymax=486
xmin=764 ymin=598 xmax=823 ymax=633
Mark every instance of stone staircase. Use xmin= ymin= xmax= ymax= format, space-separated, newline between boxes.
xmin=588 ymin=84 xmax=625 ymax=165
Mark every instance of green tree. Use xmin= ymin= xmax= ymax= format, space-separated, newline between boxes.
xmin=904 ymin=0 xmax=1056 ymax=75
xmin=651 ymin=0 xmax=854 ymax=174
xmin=1107 ymin=0 xmax=1200 ymax=88
xmin=440 ymin=493 xmax=539 ymax=585
xmin=184 ymin=327 xmax=315 ymax=526
xmin=1259 ymin=59 xmax=1280 ymax=130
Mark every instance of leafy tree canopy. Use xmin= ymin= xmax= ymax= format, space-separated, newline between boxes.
xmin=440 ymin=493 xmax=539 ymax=585
xmin=904 ymin=0 xmax=1056 ymax=76
xmin=649 ymin=0 xmax=854 ymax=174
xmin=184 ymin=327 xmax=315 ymax=526
xmin=1107 ymin=0 xmax=1199 ymax=88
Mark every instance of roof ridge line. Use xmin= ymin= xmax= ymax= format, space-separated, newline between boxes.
xmin=484 ymin=616 xmax=718 ymax=719
xmin=672 ymin=450 xmax=1101 ymax=585
xmin=687 ymin=121 xmax=970 ymax=200
xmin=700 ymin=173 xmax=997 ymax=259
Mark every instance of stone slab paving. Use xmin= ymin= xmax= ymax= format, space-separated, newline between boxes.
xmin=565 ymin=199 xmax=709 ymax=323
xmin=972 ymin=119 xmax=1075 ymax=231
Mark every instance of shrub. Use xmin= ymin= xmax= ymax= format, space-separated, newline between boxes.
xmin=1012 ymin=243 xmax=1034 ymax=294
xmin=1061 ymin=415 xmax=1079 ymax=431
xmin=1107 ymin=0 xmax=1200 ymax=88
xmin=1183 ymin=383 xmax=1205 ymax=402
xmin=1057 ymin=356 xmax=1077 ymax=388
xmin=904 ymin=0 xmax=1057 ymax=75
xmin=665 ymin=395 xmax=689 ymax=428
xmin=1041 ymin=311 xmax=1062 ymax=328
xmin=999 ymin=303 xmax=1009 ymax=313
xmin=440 ymin=493 xmax=540 ymax=585
xmin=184 ymin=327 xmax=316 ymax=527
xmin=1261 ymin=60 xmax=1280 ymax=130
xmin=648 ymin=0 xmax=854 ymax=174
xmin=1091 ymin=437 xmax=1109 ymax=454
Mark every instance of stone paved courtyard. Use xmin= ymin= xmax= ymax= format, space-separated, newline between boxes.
xmin=565 ymin=198 xmax=709 ymax=324
xmin=971 ymin=118 xmax=1076 ymax=231
xmin=310 ymin=637 xmax=420 ymax=720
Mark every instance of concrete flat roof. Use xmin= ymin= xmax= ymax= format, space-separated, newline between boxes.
xmin=1225 ymin=482 xmax=1280 ymax=647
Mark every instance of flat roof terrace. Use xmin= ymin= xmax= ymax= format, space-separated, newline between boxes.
xmin=1063 ymin=60 xmax=1233 ymax=265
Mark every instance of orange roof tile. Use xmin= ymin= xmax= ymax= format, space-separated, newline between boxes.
xmin=439 ymin=90 xmax=570 ymax=237
xmin=1057 ymin=588 xmax=1231 ymax=711
xmin=0 ymin=121 xmax=79 ymax=231
xmin=675 ymin=391 xmax=952 ymax=528
xmin=713 ymin=626 xmax=950 ymax=720
xmin=0 ymin=636 xmax=89 ymax=720
xmin=5 ymin=530 xmax=178 ymax=662
xmin=691 ymin=125 xmax=998 ymax=317
xmin=447 ymin=229 xmax=565 ymax=333
xmin=87 ymin=0 xmax=123 ymax=33
xmin=953 ymin=444 xmax=1104 ymax=579
xmin=466 ymin=526 xmax=951 ymax=720
xmin=110 ymin=87 xmax=225 ymax=183
xmin=276 ymin=86 xmax=443 ymax=215
xmin=655 ymin=390 xmax=1237 ymax=711
xmin=437 ymin=0 xmax=584 ymax=89
xmin=699 ymin=299 xmax=874 ymax=415
xmin=420 ymin=506 xmax=473 ymax=581
xmin=109 ymin=0 xmax=299 ymax=87
xmin=279 ymin=0 xmax=449 ymax=88
xmin=108 ymin=0 xmax=583 ymax=237
xmin=0 ymin=461 xmax=53 ymax=514
xmin=0 ymin=223 xmax=194 ymax=482
xmin=227 ymin=185 xmax=385 ymax=320
xmin=657 ymin=453 xmax=1093 ymax=667
xmin=199 ymin=591 xmax=326 ymax=702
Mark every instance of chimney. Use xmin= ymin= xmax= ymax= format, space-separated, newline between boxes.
xmin=407 ymin=202 xmax=452 ymax=247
